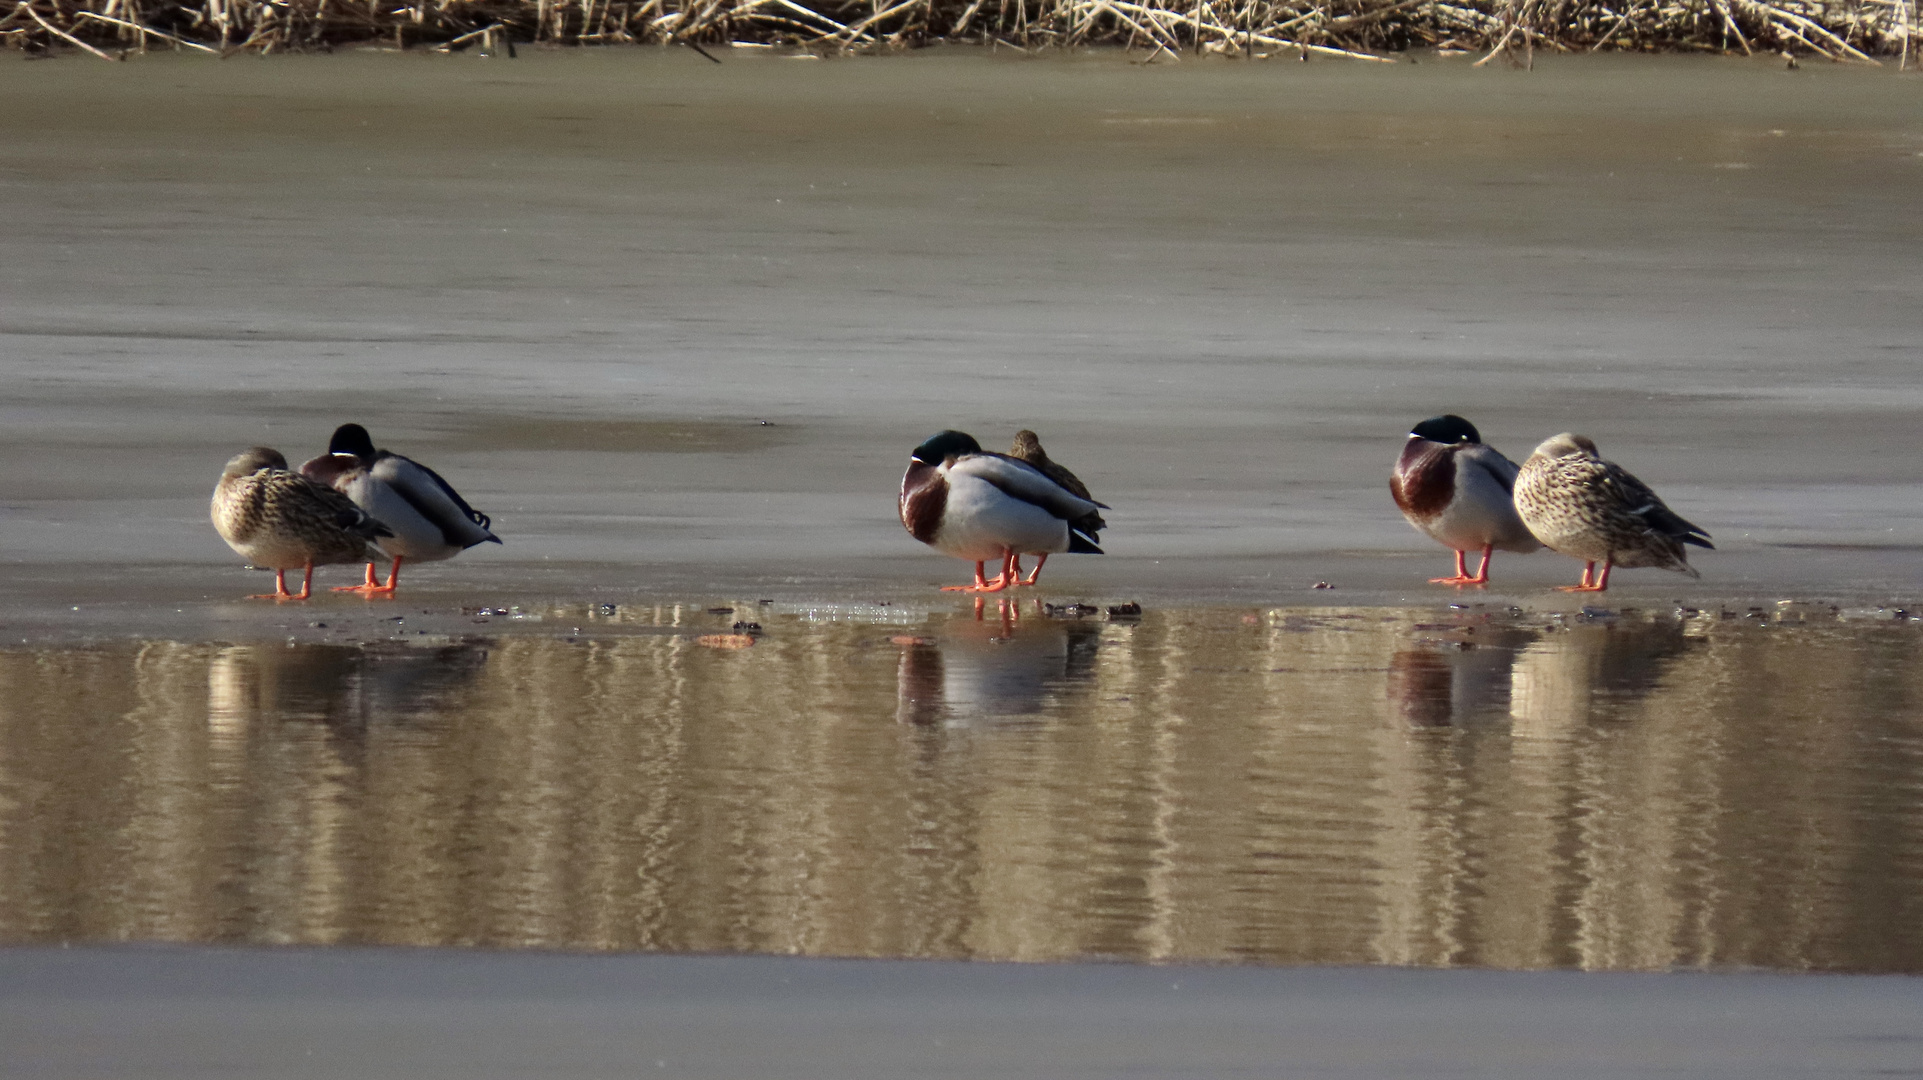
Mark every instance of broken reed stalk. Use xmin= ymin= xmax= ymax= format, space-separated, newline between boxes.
xmin=78 ymin=9 xmax=222 ymax=51
xmin=2 ymin=0 xmax=1915 ymax=61
xmin=21 ymin=1 xmax=120 ymax=58
xmin=1903 ymin=0 xmax=1913 ymax=68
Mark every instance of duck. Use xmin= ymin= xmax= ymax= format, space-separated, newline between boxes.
xmin=899 ymin=430 xmax=1106 ymax=593
xmin=299 ymin=423 xmax=500 ymax=596
xmin=1390 ymin=414 xmax=1541 ymax=585
xmin=211 ymin=447 xmax=394 ymax=600
xmin=1513 ymin=432 xmax=1712 ymax=592
xmin=1006 ymin=429 xmax=1107 ymax=587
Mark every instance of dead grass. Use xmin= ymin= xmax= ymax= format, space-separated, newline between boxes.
xmin=1 ymin=0 xmax=1914 ymax=64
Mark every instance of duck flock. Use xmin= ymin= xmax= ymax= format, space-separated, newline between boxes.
xmin=212 ymin=416 xmax=1709 ymax=600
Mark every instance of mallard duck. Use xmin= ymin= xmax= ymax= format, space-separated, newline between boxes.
xmin=211 ymin=447 xmax=394 ymax=600
xmin=899 ymin=430 xmax=1105 ymax=593
xmin=299 ymin=423 xmax=500 ymax=596
xmin=1513 ymin=433 xmax=1712 ymax=592
xmin=1390 ymin=414 xmax=1541 ymax=585
xmin=1006 ymin=429 xmax=1106 ymax=587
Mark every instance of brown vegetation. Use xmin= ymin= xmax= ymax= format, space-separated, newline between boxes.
xmin=0 ymin=0 xmax=1914 ymax=64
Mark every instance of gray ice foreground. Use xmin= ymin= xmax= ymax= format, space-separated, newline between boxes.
xmin=4 ymin=947 xmax=1919 ymax=1079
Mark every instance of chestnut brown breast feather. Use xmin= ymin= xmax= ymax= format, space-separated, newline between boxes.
xmin=1391 ymin=440 xmax=1456 ymax=522
xmin=299 ymin=453 xmax=362 ymax=490
xmin=899 ymin=461 xmax=947 ymax=544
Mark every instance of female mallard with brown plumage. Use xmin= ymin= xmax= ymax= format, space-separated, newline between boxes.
xmin=1513 ymin=433 xmax=1711 ymax=593
xmin=1006 ymin=429 xmax=1106 ymax=587
xmin=211 ymin=447 xmax=394 ymax=600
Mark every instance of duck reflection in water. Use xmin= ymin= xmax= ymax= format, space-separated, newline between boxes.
xmin=207 ymin=640 xmax=490 ymax=734
xmin=896 ymin=600 xmax=1102 ymax=726
xmin=1388 ymin=624 xmax=1538 ymax=728
xmin=1390 ymin=616 xmax=1693 ymax=730
xmin=1508 ymin=617 xmax=1696 ymax=736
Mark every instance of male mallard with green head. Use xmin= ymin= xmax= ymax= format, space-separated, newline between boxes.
xmin=211 ymin=447 xmax=394 ymax=600
xmin=300 ymin=423 xmax=500 ymax=596
xmin=1390 ymin=414 xmax=1541 ymax=585
xmin=900 ymin=430 xmax=1106 ymax=593
xmin=1006 ymin=429 xmax=1106 ymax=587
xmin=1513 ymin=433 xmax=1711 ymax=592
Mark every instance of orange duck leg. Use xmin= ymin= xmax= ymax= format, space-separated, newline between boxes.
xmin=1430 ymin=546 xmax=1496 ymax=586
xmin=334 ymin=556 xmax=403 ymax=597
xmin=249 ymin=563 xmax=314 ymax=601
xmin=1557 ymin=560 xmax=1612 ymax=593
xmin=941 ymin=554 xmax=1013 ymax=593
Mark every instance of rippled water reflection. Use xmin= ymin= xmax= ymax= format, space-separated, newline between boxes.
xmin=3 ymin=603 xmax=1920 ymax=971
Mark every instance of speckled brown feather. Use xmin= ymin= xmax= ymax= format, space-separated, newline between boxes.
xmin=212 ymin=447 xmax=391 ymax=571
xmin=1009 ymin=430 xmax=1106 ymax=537
xmin=1515 ymin=435 xmax=1710 ymax=574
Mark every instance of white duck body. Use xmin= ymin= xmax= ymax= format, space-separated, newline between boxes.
xmin=1422 ymin=444 xmax=1540 ymax=554
xmin=900 ymin=433 xmax=1104 ymax=567
xmin=342 ymin=454 xmax=495 ymax=563
xmin=301 ymin=423 xmax=499 ymax=571
xmin=932 ymin=456 xmax=1092 ymax=562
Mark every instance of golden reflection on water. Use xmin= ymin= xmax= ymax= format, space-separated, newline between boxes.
xmin=1 ymin=604 xmax=1921 ymax=972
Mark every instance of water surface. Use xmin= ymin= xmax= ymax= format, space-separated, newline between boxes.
xmin=5 ymin=602 xmax=1920 ymax=972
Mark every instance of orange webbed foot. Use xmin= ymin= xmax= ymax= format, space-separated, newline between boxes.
xmin=940 ymin=558 xmax=1011 ymax=593
xmin=941 ymin=578 xmax=1010 ymax=593
xmin=247 ymin=569 xmax=307 ymax=600
xmin=330 ymin=561 xmax=398 ymax=596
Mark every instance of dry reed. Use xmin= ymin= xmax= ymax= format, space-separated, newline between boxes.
xmin=0 ymin=0 xmax=1914 ymax=64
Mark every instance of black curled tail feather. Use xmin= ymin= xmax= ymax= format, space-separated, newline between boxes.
xmin=411 ymin=459 xmax=493 ymax=533
xmin=1068 ymin=533 xmax=1103 ymax=555
xmin=1073 ymin=510 xmax=1107 ymax=536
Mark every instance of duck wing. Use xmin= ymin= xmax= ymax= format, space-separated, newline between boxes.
xmin=950 ymin=453 xmax=1105 ymax=523
xmin=1596 ymin=462 xmax=1713 ymax=549
xmin=1456 ymin=443 xmax=1522 ymax=496
xmin=271 ymin=471 xmax=394 ymax=541
xmin=1026 ymin=455 xmax=1107 ymax=536
xmin=369 ymin=452 xmax=501 ymax=548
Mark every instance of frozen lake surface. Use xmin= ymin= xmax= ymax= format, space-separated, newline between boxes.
xmin=1 ymin=49 xmax=1920 ymax=607
xmin=5 ymin=946 xmax=1921 ymax=1080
